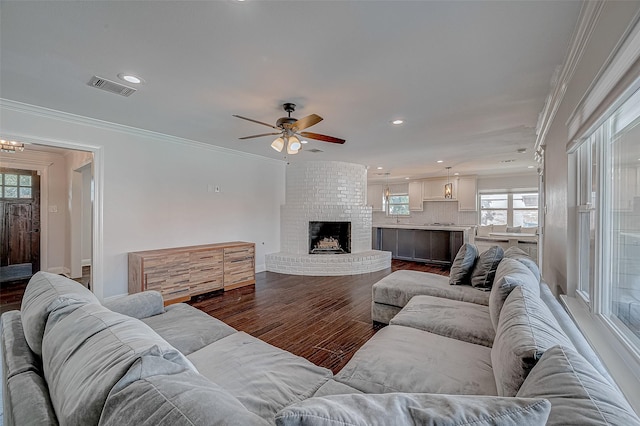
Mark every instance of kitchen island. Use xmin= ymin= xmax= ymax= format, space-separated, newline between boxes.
xmin=372 ymin=224 xmax=473 ymax=266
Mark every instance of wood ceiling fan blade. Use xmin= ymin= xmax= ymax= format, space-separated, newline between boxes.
xmin=291 ymin=114 xmax=323 ymax=132
xmin=233 ymin=115 xmax=279 ymax=130
xmin=239 ymin=132 xmax=282 ymax=140
xmin=299 ymin=132 xmax=346 ymax=144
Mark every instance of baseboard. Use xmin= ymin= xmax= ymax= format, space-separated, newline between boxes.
xmin=256 ymin=263 xmax=266 ymax=273
xmin=81 ymin=258 xmax=92 ymax=267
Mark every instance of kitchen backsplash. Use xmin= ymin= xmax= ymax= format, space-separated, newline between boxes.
xmin=372 ymin=201 xmax=477 ymax=226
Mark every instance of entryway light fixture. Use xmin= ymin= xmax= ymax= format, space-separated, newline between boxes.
xmin=0 ymin=139 xmax=25 ymax=153
xmin=444 ymin=167 xmax=452 ymax=199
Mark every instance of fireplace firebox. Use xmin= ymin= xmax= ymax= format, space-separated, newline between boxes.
xmin=308 ymin=221 xmax=351 ymax=254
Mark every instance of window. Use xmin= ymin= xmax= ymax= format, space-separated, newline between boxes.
xmin=479 ymin=192 xmax=538 ymax=227
xmin=574 ymin=85 xmax=640 ymax=348
xmin=386 ymin=194 xmax=410 ymax=216
xmin=0 ymin=171 xmax=33 ymax=199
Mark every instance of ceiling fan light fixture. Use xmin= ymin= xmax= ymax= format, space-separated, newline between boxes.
xmin=271 ymin=137 xmax=285 ymax=152
xmin=288 ymin=136 xmax=301 ymax=153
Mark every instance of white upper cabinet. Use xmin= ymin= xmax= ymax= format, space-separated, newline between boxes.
xmin=423 ymin=177 xmax=457 ymax=200
xmin=457 ymin=176 xmax=478 ymax=211
xmin=408 ymin=181 xmax=423 ymax=211
xmin=367 ymin=184 xmax=384 ymax=211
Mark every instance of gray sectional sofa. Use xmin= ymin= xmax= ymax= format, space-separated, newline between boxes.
xmin=2 ymin=249 xmax=640 ymax=425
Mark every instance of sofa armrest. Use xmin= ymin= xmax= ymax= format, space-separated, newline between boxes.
xmin=103 ymin=291 xmax=164 ymax=319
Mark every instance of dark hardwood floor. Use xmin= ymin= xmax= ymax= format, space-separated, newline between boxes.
xmin=0 ymin=259 xmax=448 ymax=373
xmin=189 ymin=261 xmax=449 ymax=374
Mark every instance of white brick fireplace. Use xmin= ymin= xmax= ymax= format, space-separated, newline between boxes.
xmin=266 ymin=161 xmax=390 ymax=275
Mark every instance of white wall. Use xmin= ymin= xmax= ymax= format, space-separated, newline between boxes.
xmin=1 ymin=101 xmax=286 ymax=299
xmin=541 ymin=2 xmax=640 ymax=294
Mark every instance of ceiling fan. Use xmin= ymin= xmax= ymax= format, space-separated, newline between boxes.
xmin=233 ymin=103 xmax=345 ymax=155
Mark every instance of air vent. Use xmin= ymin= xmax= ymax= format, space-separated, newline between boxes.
xmin=88 ymin=76 xmax=136 ymax=97
xmin=500 ymin=159 xmax=516 ymax=163
xmin=307 ymin=148 xmax=323 ymax=153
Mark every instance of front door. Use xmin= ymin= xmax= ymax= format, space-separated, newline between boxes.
xmin=0 ymin=168 xmax=41 ymax=276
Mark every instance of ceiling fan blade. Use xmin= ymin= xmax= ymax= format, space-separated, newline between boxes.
xmin=299 ymin=132 xmax=346 ymax=144
xmin=239 ymin=132 xmax=282 ymax=140
xmin=233 ymin=115 xmax=279 ymax=130
xmin=291 ymin=114 xmax=323 ymax=132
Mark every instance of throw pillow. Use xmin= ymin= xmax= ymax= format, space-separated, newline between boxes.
xmin=449 ymin=243 xmax=478 ymax=285
xmin=521 ymin=227 xmax=538 ymax=234
xmin=492 ymin=224 xmax=508 ymax=233
xmin=491 ymin=286 xmax=573 ymax=397
xmin=517 ymin=345 xmax=640 ymax=425
xmin=100 ymin=356 xmax=270 ymax=426
xmin=42 ymin=302 xmax=195 ymax=426
xmin=470 ymin=246 xmax=504 ymax=290
xmin=488 ymin=258 xmax=539 ymax=329
xmin=476 ymin=225 xmax=493 ymax=237
xmin=275 ymin=393 xmax=551 ymax=426
xmin=503 ymin=246 xmax=540 ymax=282
xmin=506 ymin=226 xmax=522 ymax=233
xmin=20 ymin=271 xmax=99 ymax=357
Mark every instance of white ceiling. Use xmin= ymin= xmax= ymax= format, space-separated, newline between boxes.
xmin=0 ymin=1 xmax=581 ymax=182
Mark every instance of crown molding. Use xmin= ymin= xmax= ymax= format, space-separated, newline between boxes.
xmin=535 ymin=1 xmax=605 ymax=151
xmin=0 ymin=99 xmax=283 ymax=165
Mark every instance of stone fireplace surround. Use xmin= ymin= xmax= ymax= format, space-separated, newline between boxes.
xmin=265 ymin=161 xmax=391 ymax=276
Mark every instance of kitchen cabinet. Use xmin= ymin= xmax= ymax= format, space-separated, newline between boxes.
xmin=373 ymin=227 xmax=465 ymax=266
xmin=423 ymin=178 xmax=457 ymax=200
xmin=367 ymin=184 xmax=384 ymax=211
xmin=408 ymin=181 xmax=423 ymax=211
xmin=457 ymin=176 xmax=478 ymax=211
xmin=129 ymin=241 xmax=255 ymax=305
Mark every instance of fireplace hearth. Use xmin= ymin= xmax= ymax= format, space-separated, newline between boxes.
xmin=309 ymin=221 xmax=351 ymax=254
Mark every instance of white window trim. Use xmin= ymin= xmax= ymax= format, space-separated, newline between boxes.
xmin=565 ymin=13 xmax=640 ymax=413
xmin=478 ymin=191 xmax=538 ymax=227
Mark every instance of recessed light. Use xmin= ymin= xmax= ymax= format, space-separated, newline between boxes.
xmin=377 ymin=166 xmax=383 ymax=170
xmin=405 ymin=177 xmax=410 ymax=180
xmin=528 ymin=165 xmax=535 ymax=169
xmin=436 ymin=160 xmax=443 ymax=163
xmin=300 ymin=140 xmax=308 ymax=144
xmin=454 ymin=172 xmax=459 ymax=176
xmin=391 ymin=119 xmax=404 ymax=125
xmin=117 ymin=73 xmax=144 ymax=84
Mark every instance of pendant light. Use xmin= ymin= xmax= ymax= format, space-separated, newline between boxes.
xmin=444 ymin=167 xmax=453 ymax=199
xmin=384 ymin=173 xmax=391 ymax=215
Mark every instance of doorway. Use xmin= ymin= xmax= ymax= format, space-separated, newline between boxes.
xmin=0 ymin=168 xmax=41 ymax=283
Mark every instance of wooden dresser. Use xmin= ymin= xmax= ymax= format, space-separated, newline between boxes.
xmin=128 ymin=241 xmax=255 ymax=305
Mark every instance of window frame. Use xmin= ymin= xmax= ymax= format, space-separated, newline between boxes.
xmin=478 ymin=191 xmax=539 ymax=228
xmin=386 ymin=193 xmax=410 ymax=216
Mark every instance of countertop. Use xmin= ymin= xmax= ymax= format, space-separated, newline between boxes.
xmin=372 ymin=224 xmax=474 ymax=232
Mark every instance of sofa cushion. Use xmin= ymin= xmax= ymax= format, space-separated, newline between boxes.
xmin=312 ymin=380 xmax=363 ymax=397
xmin=6 ymin=371 xmax=58 ymax=426
xmin=470 ymin=246 xmax=504 ymax=290
xmin=142 ymin=302 xmax=237 ymax=355
xmin=493 ymin=224 xmax=508 ymax=233
xmin=489 ymin=257 xmax=539 ymax=330
xmin=335 ymin=325 xmax=497 ymax=395
xmin=99 ymin=355 xmax=270 ymax=426
xmin=187 ymin=332 xmax=332 ymax=422
xmin=503 ymin=246 xmax=540 ymax=282
xmin=373 ymin=270 xmax=490 ymax=311
xmin=491 ymin=286 xmax=573 ymax=397
xmin=390 ymin=295 xmax=494 ymax=347
xmin=517 ymin=345 xmax=640 ymax=426
xmin=275 ymin=393 xmax=551 ymax=426
xmin=449 ymin=243 xmax=478 ymax=285
xmin=21 ymin=271 xmax=99 ymax=356
xmin=42 ymin=302 xmax=194 ymax=426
